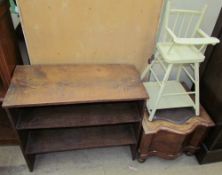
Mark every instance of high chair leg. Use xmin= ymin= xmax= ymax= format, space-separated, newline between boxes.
xmin=141 ymin=65 xmax=151 ymax=81
xmin=177 ymin=64 xmax=182 ymax=81
xmin=194 ymin=63 xmax=200 ymax=116
xmin=149 ymin=64 xmax=173 ymax=121
xmin=141 ymin=54 xmax=158 ymax=81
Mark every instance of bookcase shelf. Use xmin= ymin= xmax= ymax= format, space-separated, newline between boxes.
xmin=25 ymin=125 xmax=136 ymax=154
xmin=16 ymin=102 xmax=141 ymax=130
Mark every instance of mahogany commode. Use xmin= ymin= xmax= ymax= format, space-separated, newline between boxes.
xmin=2 ymin=64 xmax=148 ymax=171
xmin=138 ymin=107 xmax=214 ymax=162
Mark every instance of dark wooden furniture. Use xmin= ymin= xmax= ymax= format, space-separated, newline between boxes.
xmin=2 ymin=64 xmax=148 ymax=171
xmin=0 ymin=0 xmax=21 ymax=145
xmin=195 ymin=8 xmax=222 ymax=164
xmin=138 ymin=106 xmax=214 ymax=162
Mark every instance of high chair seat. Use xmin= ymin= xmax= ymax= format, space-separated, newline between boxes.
xmin=157 ymin=43 xmax=205 ymax=64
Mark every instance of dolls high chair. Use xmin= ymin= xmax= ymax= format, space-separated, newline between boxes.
xmin=141 ymin=1 xmax=220 ymax=121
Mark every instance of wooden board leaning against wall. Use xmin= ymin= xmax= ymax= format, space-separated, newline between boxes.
xmin=17 ymin=0 xmax=163 ymax=72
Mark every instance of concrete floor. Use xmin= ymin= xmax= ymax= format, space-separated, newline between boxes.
xmin=0 ymin=146 xmax=222 ymax=175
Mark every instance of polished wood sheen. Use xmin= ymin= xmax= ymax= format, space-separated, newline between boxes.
xmin=3 ymin=64 xmax=148 ymax=171
xmin=3 ymin=64 xmax=148 ymax=108
xmin=0 ymin=0 xmax=21 ymax=93
xmin=138 ymin=106 xmax=214 ymax=162
xmin=0 ymin=0 xmax=21 ymax=145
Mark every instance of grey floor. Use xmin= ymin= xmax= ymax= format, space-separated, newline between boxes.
xmin=0 ymin=146 xmax=222 ymax=175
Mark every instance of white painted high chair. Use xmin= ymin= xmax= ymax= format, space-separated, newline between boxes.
xmin=141 ymin=1 xmax=220 ymax=121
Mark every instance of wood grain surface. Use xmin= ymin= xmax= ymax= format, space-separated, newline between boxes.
xmin=0 ymin=0 xmax=20 ymax=145
xmin=3 ymin=64 xmax=148 ymax=108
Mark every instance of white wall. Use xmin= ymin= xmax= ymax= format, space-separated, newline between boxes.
xmin=168 ymin=0 xmax=222 ymax=35
xmin=11 ymin=13 xmax=20 ymax=28
xmin=154 ymin=0 xmax=222 ymax=87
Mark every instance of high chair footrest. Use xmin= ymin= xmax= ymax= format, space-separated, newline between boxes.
xmin=143 ymin=81 xmax=194 ymax=110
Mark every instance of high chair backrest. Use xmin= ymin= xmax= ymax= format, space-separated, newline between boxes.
xmin=163 ymin=1 xmax=207 ymax=41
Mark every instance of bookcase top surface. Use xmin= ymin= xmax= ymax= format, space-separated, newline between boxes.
xmin=3 ymin=64 xmax=148 ymax=108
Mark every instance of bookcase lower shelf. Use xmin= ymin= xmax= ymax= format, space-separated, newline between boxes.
xmin=25 ymin=125 xmax=137 ymax=154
